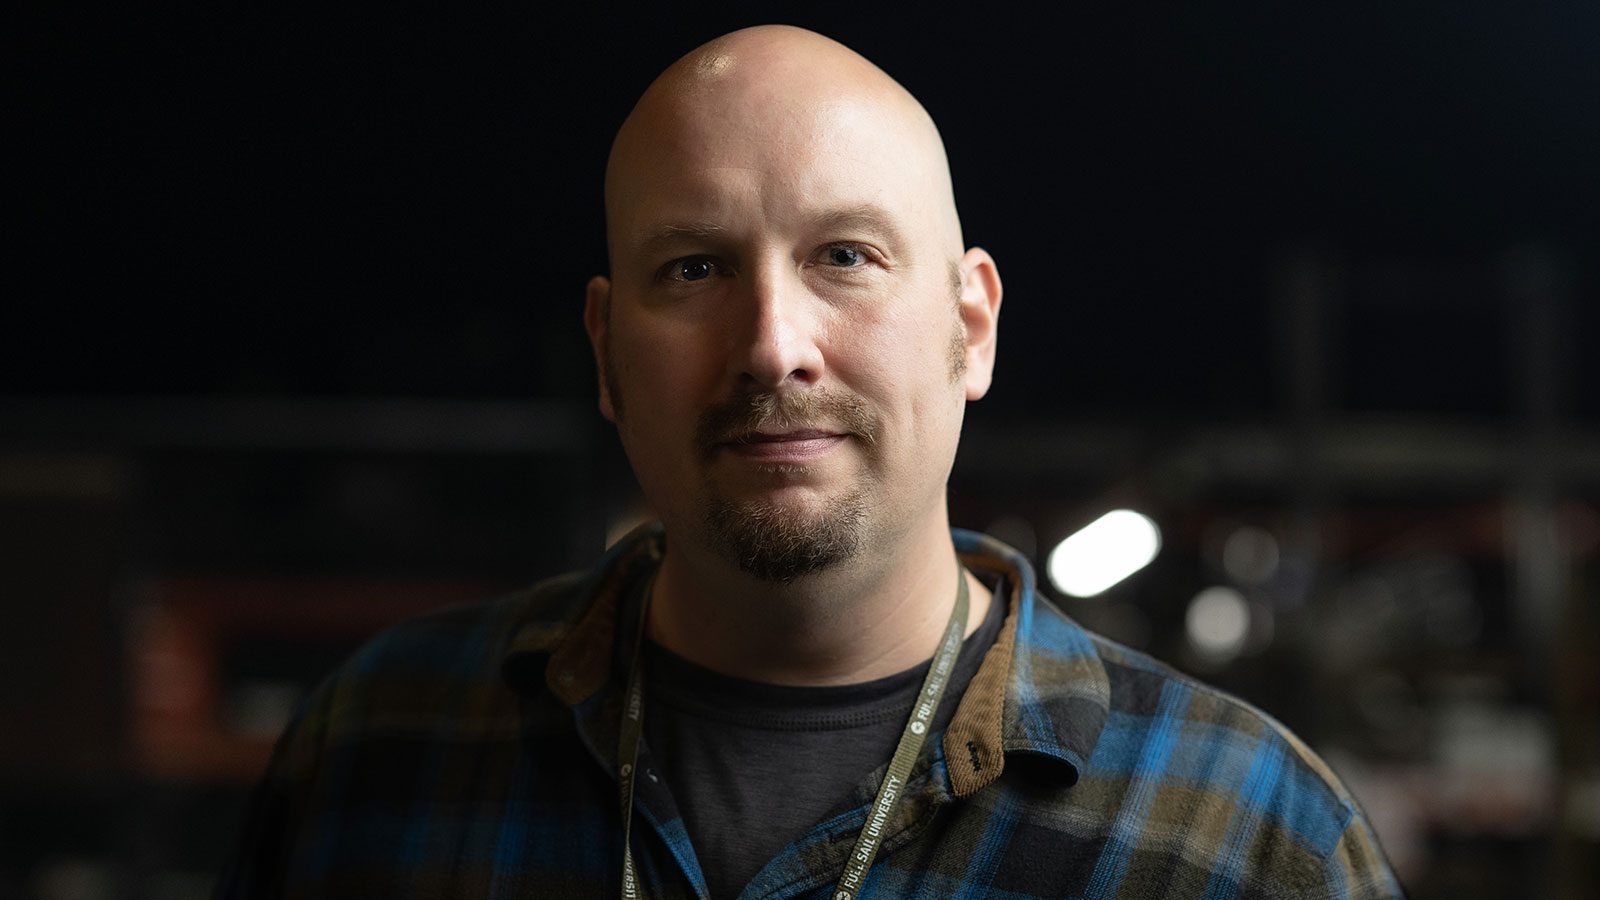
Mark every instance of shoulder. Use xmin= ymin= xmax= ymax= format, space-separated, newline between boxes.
xmin=1090 ymin=627 xmax=1357 ymax=835
xmin=217 ymin=571 xmax=604 ymax=896
xmin=1029 ymin=600 xmax=1401 ymax=896
xmin=277 ymin=569 xmax=593 ymax=765
xmin=340 ymin=569 xmax=591 ymax=678
xmin=333 ymin=569 xmax=588 ymax=690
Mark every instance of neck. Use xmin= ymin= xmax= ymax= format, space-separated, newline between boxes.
xmin=645 ymin=515 xmax=992 ymax=686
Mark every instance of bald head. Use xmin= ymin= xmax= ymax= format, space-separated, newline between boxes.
xmin=581 ymin=25 xmax=1004 ymax=587
xmin=603 ymin=25 xmax=965 ymax=270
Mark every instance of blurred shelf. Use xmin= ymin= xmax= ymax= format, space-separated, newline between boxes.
xmin=0 ymin=396 xmax=595 ymax=454
xmin=129 ymin=576 xmax=517 ymax=783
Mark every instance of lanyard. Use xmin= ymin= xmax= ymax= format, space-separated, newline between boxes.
xmin=616 ymin=560 xmax=970 ymax=900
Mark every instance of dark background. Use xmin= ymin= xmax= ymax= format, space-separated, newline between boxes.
xmin=4 ymin=3 xmax=1599 ymax=898
xmin=10 ymin=4 xmax=1598 ymax=412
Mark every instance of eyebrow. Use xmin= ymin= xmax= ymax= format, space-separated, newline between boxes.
xmin=808 ymin=203 xmax=905 ymax=249
xmin=627 ymin=221 xmax=727 ymax=260
xmin=631 ymin=203 xmax=906 ymax=257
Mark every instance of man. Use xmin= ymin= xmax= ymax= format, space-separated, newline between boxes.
xmin=220 ymin=25 xmax=1403 ymax=899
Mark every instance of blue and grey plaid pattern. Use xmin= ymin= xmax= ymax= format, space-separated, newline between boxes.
xmin=217 ymin=525 xmax=1402 ymax=899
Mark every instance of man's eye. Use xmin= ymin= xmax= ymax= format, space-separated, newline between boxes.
xmin=674 ymin=258 xmax=714 ymax=281
xmin=824 ymin=244 xmax=866 ymax=267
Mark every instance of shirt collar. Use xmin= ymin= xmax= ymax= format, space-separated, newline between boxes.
xmin=942 ymin=528 xmax=1109 ymax=796
xmin=498 ymin=522 xmax=663 ymax=705
xmin=502 ymin=524 xmax=1111 ymax=794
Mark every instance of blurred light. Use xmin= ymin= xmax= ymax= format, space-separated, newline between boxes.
xmin=32 ymin=859 xmax=114 ymax=900
xmin=225 ymin=681 xmax=302 ymax=738
xmin=1222 ymin=525 xmax=1279 ymax=585
xmin=1186 ymin=586 xmax=1250 ymax=662
xmin=1047 ymin=509 xmax=1161 ymax=598
xmin=1568 ymin=772 xmax=1600 ymax=840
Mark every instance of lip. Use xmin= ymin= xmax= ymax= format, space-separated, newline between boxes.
xmin=721 ymin=430 xmax=847 ymax=463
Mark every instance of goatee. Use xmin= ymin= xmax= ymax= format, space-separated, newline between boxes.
xmin=696 ymin=387 xmax=879 ymax=582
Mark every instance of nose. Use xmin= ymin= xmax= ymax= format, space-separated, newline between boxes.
xmin=727 ymin=265 xmax=825 ymax=391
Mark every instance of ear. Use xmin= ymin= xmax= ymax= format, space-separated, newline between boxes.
xmin=957 ymin=247 xmax=1003 ymax=400
xmin=583 ymin=275 xmax=617 ymax=422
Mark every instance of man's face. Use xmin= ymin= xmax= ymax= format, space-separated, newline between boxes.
xmin=591 ymin=81 xmax=988 ymax=581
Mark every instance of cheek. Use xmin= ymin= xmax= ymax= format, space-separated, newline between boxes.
xmin=613 ymin=318 xmax=716 ymax=400
xmin=834 ymin=305 xmax=962 ymax=427
xmin=608 ymin=322 xmax=728 ymax=470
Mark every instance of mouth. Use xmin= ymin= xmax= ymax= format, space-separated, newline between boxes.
xmin=719 ymin=429 xmax=848 ymax=462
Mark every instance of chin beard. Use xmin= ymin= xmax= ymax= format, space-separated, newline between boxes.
xmin=703 ymin=490 xmax=868 ymax=583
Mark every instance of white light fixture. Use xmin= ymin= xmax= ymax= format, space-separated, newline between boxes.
xmin=1222 ymin=526 xmax=1280 ymax=585
xmin=1047 ymin=509 xmax=1161 ymax=598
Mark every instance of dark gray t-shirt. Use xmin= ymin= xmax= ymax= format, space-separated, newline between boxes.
xmin=640 ymin=581 xmax=1006 ymax=899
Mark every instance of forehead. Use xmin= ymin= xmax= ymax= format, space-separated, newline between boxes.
xmin=607 ymin=91 xmax=948 ymax=257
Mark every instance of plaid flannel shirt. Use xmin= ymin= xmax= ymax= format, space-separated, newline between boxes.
xmin=218 ymin=525 xmax=1403 ymax=899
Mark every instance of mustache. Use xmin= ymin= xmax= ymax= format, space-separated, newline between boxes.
xmin=696 ymin=388 xmax=879 ymax=459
